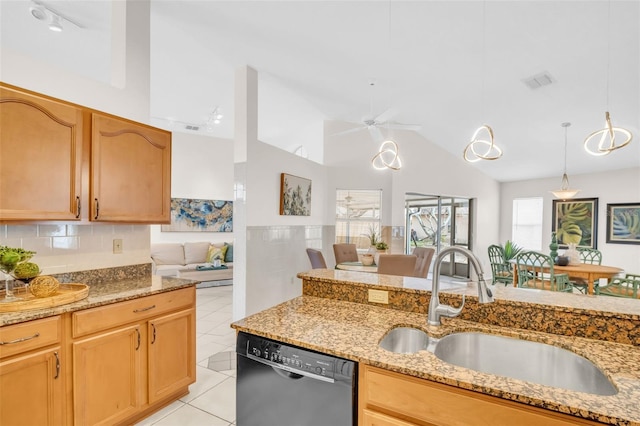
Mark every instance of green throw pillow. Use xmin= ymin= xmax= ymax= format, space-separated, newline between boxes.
xmin=224 ymin=243 xmax=233 ymax=263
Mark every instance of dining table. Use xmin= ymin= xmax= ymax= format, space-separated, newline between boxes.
xmin=335 ymin=261 xmax=378 ymax=273
xmin=512 ymin=262 xmax=623 ymax=295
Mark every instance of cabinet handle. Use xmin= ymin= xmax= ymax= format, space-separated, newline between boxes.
xmin=151 ymin=324 xmax=156 ymax=344
xmin=54 ymin=351 xmax=60 ymax=379
xmin=94 ymin=198 xmax=99 ymax=220
xmin=133 ymin=305 xmax=156 ymax=313
xmin=76 ymin=196 xmax=81 ymax=218
xmin=135 ymin=328 xmax=141 ymax=350
xmin=0 ymin=332 xmax=40 ymax=345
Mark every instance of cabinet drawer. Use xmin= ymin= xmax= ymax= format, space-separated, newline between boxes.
xmin=360 ymin=365 xmax=599 ymax=426
xmin=72 ymin=286 xmax=195 ymax=337
xmin=0 ymin=316 xmax=61 ymax=359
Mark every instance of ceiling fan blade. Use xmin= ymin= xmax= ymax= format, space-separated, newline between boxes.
xmin=331 ymin=126 xmax=367 ymax=137
xmin=373 ymin=107 xmax=399 ymax=124
xmin=387 ymin=123 xmax=422 ymax=131
xmin=369 ymin=126 xmax=384 ymax=143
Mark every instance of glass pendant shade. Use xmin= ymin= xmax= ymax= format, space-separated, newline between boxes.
xmin=551 ymin=122 xmax=580 ymax=199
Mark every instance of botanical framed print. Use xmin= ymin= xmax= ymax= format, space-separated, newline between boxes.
xmin=161 ymin=198 xmax=233 ymax=232
xmin=280 ymin=173 xmax=311 ymax=216
xmin=606 ymin=203 xmax=640 ymax=244
xmin=552 ymin=198 xmax=598 ymax=249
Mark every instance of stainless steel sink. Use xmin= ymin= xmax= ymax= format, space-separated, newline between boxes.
xmin=433 ymin=332 xmax=618 ymax=396
xmin=379 ymin=327 xmax=432 ymax=353
xmin=379 ymin=328 xmax=618 ymax=396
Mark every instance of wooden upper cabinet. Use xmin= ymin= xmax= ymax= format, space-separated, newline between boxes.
xmin=90 ymin=113 xmax=171 ymax=223
xmin=0 ymin=85 xmax=83 ymax=221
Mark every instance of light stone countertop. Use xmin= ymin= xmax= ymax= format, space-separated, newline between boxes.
xmin=232 ymin=269 xmax=640 ymax=425
xmin=1 ymin=275 xmax=198 ymax=327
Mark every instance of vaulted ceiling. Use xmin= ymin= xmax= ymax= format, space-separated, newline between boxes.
xmin=2 ymin=1 xmax=639 ymax=182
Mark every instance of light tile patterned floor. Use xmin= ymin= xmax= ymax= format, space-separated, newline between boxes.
xmin=136 ymin=285 xmax=236 ymax=426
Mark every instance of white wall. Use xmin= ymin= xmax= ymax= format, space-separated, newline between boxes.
xmin=150 ymin=132 xmax=235 ymax=245
xmin=324 ymin=120 xmax=501 ymax=272
xmin=501 ymin=167 xmax=640 ymax=275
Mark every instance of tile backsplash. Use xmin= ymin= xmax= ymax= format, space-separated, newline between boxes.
xmin=0 ymin=224 xmax=151 ymax=275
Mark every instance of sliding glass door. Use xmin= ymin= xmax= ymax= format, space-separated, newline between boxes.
xmin=405 ymin=193 xmax=474 ymax=278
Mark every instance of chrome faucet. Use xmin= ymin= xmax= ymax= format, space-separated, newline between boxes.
xmin=428 ymin=246 xmax=494 ymax=326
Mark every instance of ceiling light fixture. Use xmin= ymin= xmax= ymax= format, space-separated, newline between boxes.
xmin=372 ymin=140 xmax=402 ymax=171
xmin=584 ymin=0 xmax=633 ymax=156
xmin=48 ymin=14 xmax=63 ymax=32
xmin=464 ymin=1 xmax=502 ymax=163
xmin=205 ymin=107 xmax=223 ymax=131
xmin=551 ymin=122 xmax=580 ymax=200
xmin=28 ymin=0 xmax=84 ymax=32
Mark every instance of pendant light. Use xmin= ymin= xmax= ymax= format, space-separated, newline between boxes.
xmin=584 ymin=0 xmax=633 ymax=155
xmin=551 ymin=122 xmax=580 ymax=199
xmin=463 ymin=1 xmax=503 ymax=163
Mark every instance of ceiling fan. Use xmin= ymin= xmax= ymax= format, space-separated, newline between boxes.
xmin=333 ymin=82 xmax=421 ymax=142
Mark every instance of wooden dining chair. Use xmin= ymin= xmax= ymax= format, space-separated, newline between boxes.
xmin=333 ymin=243 xmax=359 ymax=265
xmin=573 ymin=247 xmax=603 ymax=293
xmin=376 ymin=254 xmax=418 ymax=277
xmin=411 ymin=247 xmax=435 ymax=278
xmin=515 ymin=251 xmax=573 ymax=293
xmin=306 ymin=248 xmax=328 ymax=269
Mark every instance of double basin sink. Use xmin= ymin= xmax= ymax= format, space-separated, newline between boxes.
xmin=379 ymin=327 xmax=617 ymax=396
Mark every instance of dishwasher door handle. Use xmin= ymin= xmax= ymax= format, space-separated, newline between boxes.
xmin=245 ymin=354 xmax=335 ymax=384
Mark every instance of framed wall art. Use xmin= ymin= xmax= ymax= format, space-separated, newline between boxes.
xmin=552 ymin=198 xmax=598 ymax=249
xmin=606 ymin=203 xmax=640 ymax=245
xmin=280 ymin=173 xmax=311 ymax=216
xmin=161 ymin=198 xmax=233 ymax=232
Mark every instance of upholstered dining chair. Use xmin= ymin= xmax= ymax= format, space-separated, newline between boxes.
xmin=333 ymin=243 xmax=359 ymax=265
xmin=488 ymin=244 xmax=513 ymax=286
xmin=411 ymin=247 xmax=435 ymax=278
xmin=306 ymin=248 xmax=328 ymax=269
xmin=376 ymin=254 xmax=418 ymax=277
xmin=515 ymin=251 xmax=573 ymax=293
xmin=573 ymin=247 xmax=603 ymax=293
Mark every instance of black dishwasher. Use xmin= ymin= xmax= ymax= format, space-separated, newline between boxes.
xmin=236 ymin=331 xmax=357 ymax=426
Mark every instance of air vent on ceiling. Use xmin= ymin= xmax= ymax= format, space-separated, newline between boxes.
xmin=523 ymin=72 xmax=554 ymax=90
xmin=185 ymin=124 xmax=200 ymax=131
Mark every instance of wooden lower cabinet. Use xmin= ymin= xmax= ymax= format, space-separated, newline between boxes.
xmin=70 ymin=287 xmax=196 ymax=425
xmin=72 ymin=325 xmax=142 ymax=426
xmin=0 ymin=347 xmax=64 ymax=426
xmin=0 ymin=316 xmax=64 ymax=426
xmin=359 ymin=365 xmax=600 ymax=426
xmin=148 ymin=309 xmax=196 ymax=403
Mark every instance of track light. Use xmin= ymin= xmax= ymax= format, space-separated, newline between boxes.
xmin=29 ymin=4 xmax=47 ymax=20
xmin=48 ymin=14 xmax=63 ymax=32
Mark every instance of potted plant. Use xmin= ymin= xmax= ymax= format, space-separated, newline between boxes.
xmin=374 ymin=241 xmax=388 ymax=265
xmin=501 ymin=240 xmax=522 ymax=261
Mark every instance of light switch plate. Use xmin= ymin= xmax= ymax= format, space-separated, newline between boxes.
xmin=113 ymin=239 xmax=123 ymax=254
xmin=368 ymin=289 xmax=389 ymax=304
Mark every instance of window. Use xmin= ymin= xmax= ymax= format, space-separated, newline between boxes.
xmin=512 ymin=197 xmax=543 ymax=250
xmin=335 ymin=190 xmax=382 ymax=250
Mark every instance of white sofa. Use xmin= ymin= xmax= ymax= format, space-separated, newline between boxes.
xmin=150 ymin=241 xmax=233 ymax=282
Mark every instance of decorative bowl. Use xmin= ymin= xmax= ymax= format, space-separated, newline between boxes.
xmin=361 ymin=254 xmax=375 ymax=266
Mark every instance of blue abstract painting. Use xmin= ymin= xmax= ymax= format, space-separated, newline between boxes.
xmin=162 ymin=198 xmax=233 ymax=232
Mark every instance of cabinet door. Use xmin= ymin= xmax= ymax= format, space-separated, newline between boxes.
xmin=91 ymin=113 xmax=171 ymax=223
xmin=0 ymin=347 xmax=64 ymax=426
xmin=0 ymin=85 xmax=83 ymax=221
xmin=361 ymin=409 xmax=420 ymax=426
xmin=73 ymin=324 xmax=142 ymax=426
xmin=148 ymin=308 xmax=196 ymax=403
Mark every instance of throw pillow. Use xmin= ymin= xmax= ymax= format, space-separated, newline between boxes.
xmin=206 ymin=244 xmax=228 ymax=265
xmin=224 ymin=243 xmax=233 ymax=263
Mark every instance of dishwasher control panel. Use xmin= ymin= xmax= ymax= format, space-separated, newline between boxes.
xmin=243 ymin=334 xmax=337 ymax=379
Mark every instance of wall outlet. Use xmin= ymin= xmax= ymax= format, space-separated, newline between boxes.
xmin=368 ymin=289 xmax=389 ymax=304
xmin=113 ymin=239 xmax=123 ymax=254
